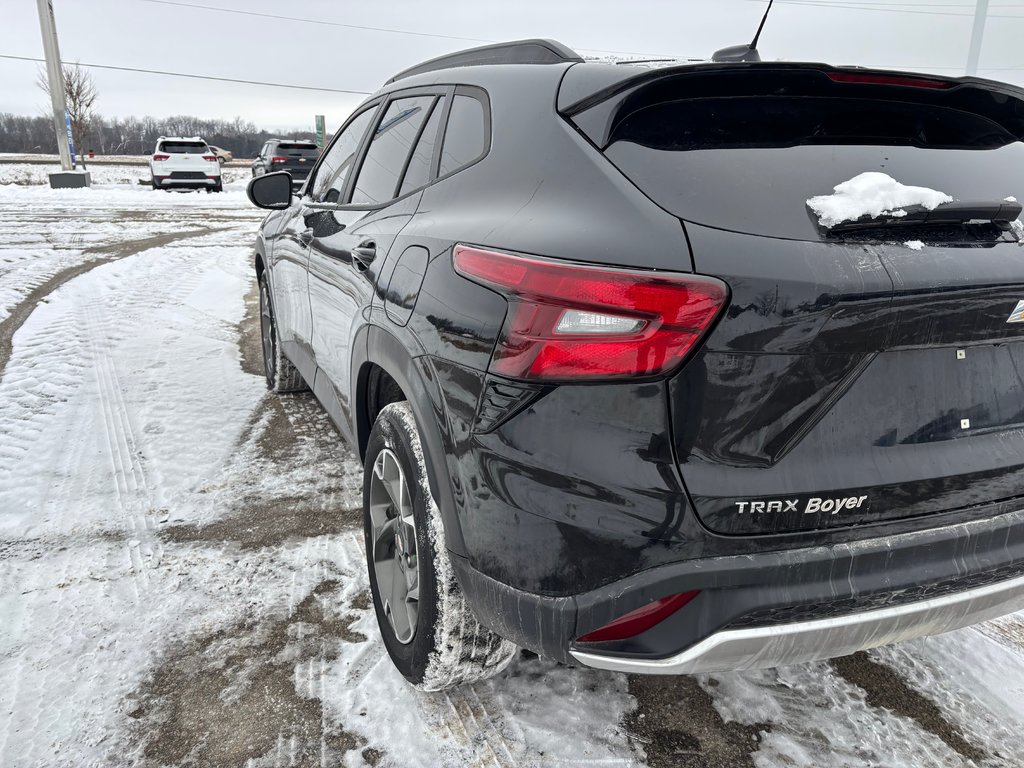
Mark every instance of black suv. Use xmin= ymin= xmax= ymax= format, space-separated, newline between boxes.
xmin=247 ymin=39 xmax=1024 ymax=690
xmin=251 ymin=139 xmax=320 ymax=191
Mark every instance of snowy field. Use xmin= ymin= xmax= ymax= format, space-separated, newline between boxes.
xmin=1 ymin=177 xmax=1024 ymax=767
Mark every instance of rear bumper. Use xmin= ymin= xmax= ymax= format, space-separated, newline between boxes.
xmin=453 ymin=504 xmax=1024 ymax=669
xmin=571 ymin=569 xmax=1024 ymax=674
xmin=154 ymin=176 xmax=219 ymax=188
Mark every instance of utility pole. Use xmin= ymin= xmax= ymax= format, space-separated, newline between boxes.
xmin=36 ymin=0 xmax=88 ymax=187
xmin=966 ymin=0 xmax=989 ymax=76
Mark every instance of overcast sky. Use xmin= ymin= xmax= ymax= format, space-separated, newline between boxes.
xmin=1 ymin=0 xmax=1021 ymax=133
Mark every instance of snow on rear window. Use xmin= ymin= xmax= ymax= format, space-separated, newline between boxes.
xmin=807 ymin=172 xmax=952 ymax=228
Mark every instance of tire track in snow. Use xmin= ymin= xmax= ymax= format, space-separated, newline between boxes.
xmin=0 ymin=225 xmax=224 ymax=382
xmin=80 ymin=300 xmax=162 ymax=596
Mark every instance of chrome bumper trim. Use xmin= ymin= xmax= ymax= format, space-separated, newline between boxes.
xmin=570 ymin=571 xmax=1024 ymax=675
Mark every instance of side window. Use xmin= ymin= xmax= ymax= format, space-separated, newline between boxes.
xmin=309 ymin=107 xmax=377 ymax=203
xmin=438 ymin=94 xmax=487 ymax=177
xmin=260 ymin=142 xmax=271 ymax=159
xmin=350 ymin=95 xmax=435 ymax=206
xmin=398 ymin=97 xmax=444 ymax=197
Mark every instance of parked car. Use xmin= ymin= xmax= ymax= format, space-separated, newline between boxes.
xmin=246 ymin=39 xmax=1024 ymax=690
xmin=251 ymin=139 xmax=319 ymax=192
xmin=149 ymin=136 xmax=222 ymax=192
xmin=208 ymin=145 xmax=233 ymax=165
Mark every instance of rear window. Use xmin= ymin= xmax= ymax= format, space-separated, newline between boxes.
xmin=590 ymin=68 xmax=1024 ymax=241
xmin=277 ymin=142 xmax=318 ymax=155
xmin=615 ymin=98 xmax=1018 ymax=151
xmin=159 ymin=141 xmax=207 ymax=153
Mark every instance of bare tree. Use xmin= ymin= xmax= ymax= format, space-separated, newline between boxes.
xmin=36 ymin=63 xmax=98 ymax=161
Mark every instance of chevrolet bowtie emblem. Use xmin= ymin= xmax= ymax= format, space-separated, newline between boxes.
xmin=1008 ymin=300 xmax=1024 ymax=323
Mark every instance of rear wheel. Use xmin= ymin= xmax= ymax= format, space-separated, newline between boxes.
xmin=363 ymin=402 xmax=517 ymax=691
xmin=258 ymin=274 xmax=305 ymax=392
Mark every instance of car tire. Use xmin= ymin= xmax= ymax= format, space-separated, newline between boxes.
xmin=363 ymin=401 xmax=518 ymax=691
xmin=258 ymin=275 xmax=306 ymax=392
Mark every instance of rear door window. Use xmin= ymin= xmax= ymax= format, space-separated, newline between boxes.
xmin=438 ymin=94 xmax=487 ymax=177
xmin=350 ymin=95 xmax=435 ymax=206
xmin=398 ymin=97 xmax=444 ymax=197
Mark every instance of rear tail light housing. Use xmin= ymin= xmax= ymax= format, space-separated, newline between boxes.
xmin=202 ymin=154 xmax=217 ymax=162
xmin=152 ymin=154 xmax=170 ymax=161
xmin=271 ymin=156 xmax=288 ymax=164
xmin=452 ymin=245 xmax=728 ymax=381
xmin=577 ymin=591 xmax=700 ymax=643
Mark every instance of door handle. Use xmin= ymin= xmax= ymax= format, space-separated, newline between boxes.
xmin=352 ymin=241 xmax=377 ymax=270
xmin=298 ymin=228 xmax=313 ymax=245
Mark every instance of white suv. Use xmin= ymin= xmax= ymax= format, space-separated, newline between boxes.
xmin=149 ymin=137 xmax=222 ymax=192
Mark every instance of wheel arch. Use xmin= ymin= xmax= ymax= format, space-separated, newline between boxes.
xmin=355 ymin=325 xmax=468 ymax=558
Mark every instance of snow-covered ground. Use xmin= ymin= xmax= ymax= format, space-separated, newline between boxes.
xmin=1 ymin=181 xmax=1023 ymax=767
xmin=0 ymin=161 xmax=251 ymax=188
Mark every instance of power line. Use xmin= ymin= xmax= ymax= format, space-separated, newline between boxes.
xmin=745 ymin=0 xmax=1024 ymax=17
xmin=0 ymin=53 xmax=372 ymax=95
xmin=133 ymin=0 xmax=680 ymax=58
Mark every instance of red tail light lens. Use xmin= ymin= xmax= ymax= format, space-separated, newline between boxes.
xmin=827 ymin=72 xmax=954 ymax=89
xmin=152 ymin=154 xmax=170 ymax=161
xmin=452 ymin=245 xmax=728 ymax=381
xmin=202 ymin=154 xmax=217 ymax=161
xmin=577 ymin=591 xmax=700 ymax=643
xmin=271 ymin=156 xmax=288 ymax=163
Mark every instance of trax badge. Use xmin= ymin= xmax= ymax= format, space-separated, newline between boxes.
xmin=1007 ymin=300 xmax=1024 ymax=323
xmin=736 ymin=495 xmax=869 ymax=515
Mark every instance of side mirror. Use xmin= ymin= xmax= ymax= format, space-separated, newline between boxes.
xmin=247 ymin=172 xmax=293 ymax=209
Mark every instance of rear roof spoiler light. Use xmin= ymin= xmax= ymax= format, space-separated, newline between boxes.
xmin=826 ymin=72 xmax=954 ymax=89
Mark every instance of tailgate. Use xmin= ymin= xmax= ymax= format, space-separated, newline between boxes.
xmin=564 ymin=63 xmax=1024 ymax=535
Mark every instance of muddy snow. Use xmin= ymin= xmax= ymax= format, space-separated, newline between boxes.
xmin=1 ymin=174 xmax=1024 ymax=767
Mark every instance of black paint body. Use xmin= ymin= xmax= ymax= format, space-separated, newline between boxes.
xmin=252 ymin=56 xmax=1024 ymax=664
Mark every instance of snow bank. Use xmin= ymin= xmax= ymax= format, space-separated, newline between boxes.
xmin=807 ymin=172 xmax=952 ymax=228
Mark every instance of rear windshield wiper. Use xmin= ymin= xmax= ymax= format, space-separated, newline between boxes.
xmin=824 ymin=200 xmax=1023 ymax=234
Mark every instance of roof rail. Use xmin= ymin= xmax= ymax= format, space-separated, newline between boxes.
xmin=387 ymin=38 xmax=583 ymax=84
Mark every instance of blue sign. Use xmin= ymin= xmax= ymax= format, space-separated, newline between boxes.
xmin=64 ymin=109 xmax=76 ymax=167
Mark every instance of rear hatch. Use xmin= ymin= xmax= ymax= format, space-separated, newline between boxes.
xmin=274 ymin=141 xmax=319 ymax=179
xmin=562 ymin=63 xmax=1024 ymax=536
xmin=156 ymin=140 xmax=213 ymax=173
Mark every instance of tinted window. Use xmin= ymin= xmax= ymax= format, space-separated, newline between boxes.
xmin=399 ymin=97 xmax=444 ymax=196
xmin=277 ymin=142 xmax=319 ymax=156
xmin=310 ymin=107 xmax=377 ymax=203
xmin=438 ymin=95 xmax=486 ymax=177
xmin=159 ymin=141 xmax=207 ymax=153
xmin=351 ymin=96 xmax=434 ymax=206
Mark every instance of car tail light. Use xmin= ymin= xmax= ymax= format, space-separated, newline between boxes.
xmin=577 ymin=591 xmax=700 ymax=643
xmin=452 ymin=245 xmax=728 ymax=381
xmin=202 ymin=154 xmax=217 ymax=161
xmin=827 ymin=72 xmax=954 ymax=89
xmin=271 ymin=156 xmax=288 ymax=164
xmin=152 ymin=154 xmax=170 ymax=161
